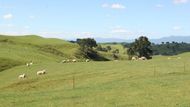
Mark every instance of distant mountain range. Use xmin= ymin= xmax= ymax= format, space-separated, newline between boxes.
xmin=94 ymin=37 xmax=131 ymax=43
xmin=150 ymin=36 xmax=190 ymax=44
xmin=94 ymin=36 xmax=190 ymax=44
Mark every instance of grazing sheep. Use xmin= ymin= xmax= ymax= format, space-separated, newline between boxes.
xmin=26 ymin=63 xmax=30 ymax=67
xmin=132 ymin=56 xmax=138 ymax=60
xmin=66 ymin=59 xmax=70 ymax=62
xmin=26 ymin=61 xmax=33 ymax=67
xmin=29 ymin=62 xmax=33 ymax=65
xmin=37 ymin=69 xmax=46 ymax=75
xmin=62 ymin=60 xmax=66 ymax=63
xmin=86 ymin=59 xmax=90 ymax=62
xmin=72 ymin=59 xmax=77 ymax=62
xmin=139 ymin=57 xmax=147 ymax=60
xmin=18 ymin=74 xmax=26 ymax=79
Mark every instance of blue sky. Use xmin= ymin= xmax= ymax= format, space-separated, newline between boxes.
xmin=0 ymin=0 xmax=190 ymax=40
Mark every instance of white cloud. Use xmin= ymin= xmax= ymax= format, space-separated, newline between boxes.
xmin=111 ymin=4 xmax=126 ymax=9
xmin=0 ymin=31 xmax=33 ymax=36
xmin=173 ymin=0 xmax=189 ymax=4
xmin=29 ymin=15 xmax=36 ymax=19
xmin=0 ymin=24 xmax=14 ymax=28
xmin=37 ymin=31 xmax=95 ymax=40
xmin=3 ymin=13 xmax=13 ymax=20
xmin=0 ymin=5 xmax=13 ymax=9
xmin=156 ymin=4 xmax=164 ymax=8
xmin=111 ymin=28 xmax=128 ymax=33
xmin=102 ymin=3 xmax=126 ymax=9
xmin=6 ymin=24 xmax=14 ymax=27
xmin=173 ymin=26 xmax=182 ymax=30
xmin=111 ymin=26 xmax=130 ymax=34
xmin=102 ymin=3 xmax=109 ymax=8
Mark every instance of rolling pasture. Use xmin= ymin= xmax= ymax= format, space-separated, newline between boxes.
xmin=1 ymin=35 xmax=190 ymax=107
xmin=1 ymin=54 xmax=190 ymax=107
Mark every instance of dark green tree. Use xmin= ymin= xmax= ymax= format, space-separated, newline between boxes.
xmin=106 ymin=46 xmax=112 ymax=51
xmin=76 ymin=38 xmax=97 ymax=49
xmin=76 ymin=38 xmax=98 ymax=59
xmin=127 ymin=36 xmax=153 ymax=59
xmin=112 ymin=49 xmax=119 ymax=54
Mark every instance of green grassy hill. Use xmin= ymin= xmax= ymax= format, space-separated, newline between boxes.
xmin=99 ymin=43 xmax=128 ymax=60
xmin=0 ymin=53 xmax=190 ymax=106
xmin=0 ymin=35 xmax=79 ymax=71
xmin=0 ymin=35 xmax=129 ymax=72
xmin=1 ymin=35 xmax=190 ymax=107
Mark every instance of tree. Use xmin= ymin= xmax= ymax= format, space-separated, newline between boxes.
xmin=76 ymin=38 xmax=97 ymax=49
xmin=96 ymin=45 xmax=108 ymax=52
xmin=112 ymin=49 xmax=119 ymax=54
xmin=127 ymin=47 xmax=135 ymax=59
xmin=127 ymin=36 xmax=153 ymax=59
xmin=106 ymin=46 xmax=112 ymax=51
xmin=76 ymin=38 xmax=98 ymax=59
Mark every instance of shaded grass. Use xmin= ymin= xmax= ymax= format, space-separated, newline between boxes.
xmin=0 ymin=58 xmax=23 ymax=72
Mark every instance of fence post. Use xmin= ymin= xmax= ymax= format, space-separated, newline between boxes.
xmin=184 ymin=62 xmax=186 ymax=72
xmin=154 ymin=65 xmax=156 ymax=77
xmin=73 ymin=75 xmax=75 ymax=89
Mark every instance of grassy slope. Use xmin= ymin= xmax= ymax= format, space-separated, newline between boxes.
xmin=0 ymin=53 xmax=190 ymax=107
xmin=0 ymin=35 xmax=78 ymax=57
xmin=0 ymin=35 xmax=128 ymax=72
xmin=99 ymin=44 xmax=128 ymax=60
xmin=0 ymin=35 xmax=79 ymax=71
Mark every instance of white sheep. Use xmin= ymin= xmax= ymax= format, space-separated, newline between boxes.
xmin=62 ymin=60 xmax=66 ymax=63
xmin=29 ymin=62 xmax=33 ymax=65
xmin=86 ymin=59 xmax=90 ymax=62
xmin=72 ymin=59 xmax=77 ymax=62
xmin=66 ymin=59 xmax=70 ymax=62
xmin=18 ymin=74 xmax=26 ymax=79
xmin=37 ymin=69 xmax=46 ymax=75
xmin=132 ymin=56 xmax=138 ymax=60
xmin=26 ymin=63 xmax=30 ymax=67
xmin=139 ymin=57 xmax=147 ymax=60
xmin=26 ymin=61 xmax=33 ymax=67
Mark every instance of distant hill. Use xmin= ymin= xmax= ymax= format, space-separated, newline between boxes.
xmin=94 ymin=36 xmax=190 ymax=44
xmin=151 ymin=36 xmax=190 ymax=44
xmin=94 ymin=38 xmax=129 ymax=43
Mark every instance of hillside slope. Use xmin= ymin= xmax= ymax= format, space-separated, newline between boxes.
xmin=0 ymin=35 xmax=79 ymax=71
xmin=0 ymin=53 xmax=190 ymax=106
xmin=0 ymin=35 xmax=129 ymax=72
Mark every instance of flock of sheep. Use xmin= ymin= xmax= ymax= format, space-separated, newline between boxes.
xmin=18 ymin=61 xmax=46 ymax=79
xmin=18 ymin=59 xmax=90 ymax=79
xmin=131 ymin=56 xmax=147 ymax=61
xmin=18 ymin=69 xmax=46 ymax=79
xmin=18 ymin=56 xmax=183 ymax=79
xmin=61 ymin=59 xmax=90 ymax=63
xmin=132 ymin=56 xmax=182 ymax=61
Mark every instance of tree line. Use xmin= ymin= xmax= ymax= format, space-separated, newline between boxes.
xmin=72 ymin=36 xmax=190 ymax=61
xmin=151 ymin=42 xmax=190 ymax=56
xmin=123 ymin=37 xmax=190 ymax=57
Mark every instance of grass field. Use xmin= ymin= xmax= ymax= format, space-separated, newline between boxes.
xmin=1 ymin=35 xmax=190 ymax=107
xmin=99 ymin=44 xmax=128 ymax=60
xmin=1 ymin=54 xmax=190 ymax=107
